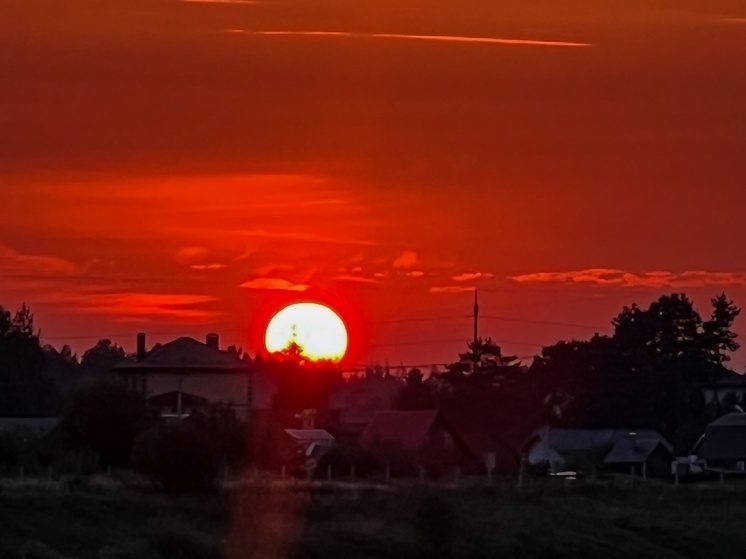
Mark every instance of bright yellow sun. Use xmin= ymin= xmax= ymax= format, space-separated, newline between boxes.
xmin=264 ymin=302 xmax=348 ymax=362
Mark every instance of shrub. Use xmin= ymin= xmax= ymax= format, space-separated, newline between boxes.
xmin=131 ymin=422 xmax=217 ymax=493
xmin=58 ymin=381 xmax=155 ymax=468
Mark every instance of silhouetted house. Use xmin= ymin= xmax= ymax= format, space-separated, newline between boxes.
xmin=701 ymin=374 xmax=746 ymax=408
xmin=603 ymin=434 xmax=674 ymax=478
xmin=695 ymin=413 xmax=746 ymax=472
xmin=113 ymin=333 xmax=276 ymax=420
xmin=522 ymin=426 xmax=672 ymax=474
xmin=360 ymin=410 xmax=478 ymax=473
xmin=283 ymin=429 xmax=335 ymax=474
xmin=458 ymin=431 xmax=519 ymax=475
xmin=326 ymin=378 xmax=400 ymax=442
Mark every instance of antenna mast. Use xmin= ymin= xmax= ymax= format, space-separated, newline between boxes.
xmin=473 ymin=289 xmax=479 ymax=343
xmin=472 ymin=289 xmax=480 ymax=373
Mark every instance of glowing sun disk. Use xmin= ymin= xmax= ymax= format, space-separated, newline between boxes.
xmin=265 ymin=303 xmax=348 ymax=361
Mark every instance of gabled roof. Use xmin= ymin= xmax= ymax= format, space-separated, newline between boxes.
xmin=698 ymin=413 xmax=746 ymax=460
xmin=709 ymin=412 xmax=746 ymax=427
xmin=285 ymin=429 xmax=335 ymax=442
xmin=113 ymin=337 xmax=253 ymax=373
xmin=705 ymin=373 xmax=746 ymax=388
xmin=604 ymin=438 xmax=673 ymax=464
xmin=360 ymin=410 xmax=440 ymax=450
xmin=0 ymin=417 xmax=59 ymax=434
xmin=523 ymin=427 xmax=672 ymax=454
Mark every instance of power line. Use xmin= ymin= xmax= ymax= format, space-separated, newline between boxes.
xmin=477 ymin=314 xmax=609 ymax=331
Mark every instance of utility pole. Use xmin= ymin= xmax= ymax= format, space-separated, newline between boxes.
xmin=473 ymin=289 xmax=479 ymax=343
xmin=472 ymin=289 xmax=479 ymax=372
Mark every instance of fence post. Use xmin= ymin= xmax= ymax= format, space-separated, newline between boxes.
xmin=281 ymin=464 xmax=287 ymax=480
xmin=517 ymin=459 xmax=524 ymax=489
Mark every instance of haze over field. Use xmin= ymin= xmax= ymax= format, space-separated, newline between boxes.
xmin=2 ymin=0 xmax=745 ymax=366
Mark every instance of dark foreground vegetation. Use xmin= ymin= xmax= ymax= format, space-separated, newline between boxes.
xmin=2 ymin=478 xmax=746 ymax=558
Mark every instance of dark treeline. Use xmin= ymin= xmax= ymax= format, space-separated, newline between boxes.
xmin=396 ymin=292 xmax=741 ymax=454
xmin=0 ymin=292 xmax=741 ymax=489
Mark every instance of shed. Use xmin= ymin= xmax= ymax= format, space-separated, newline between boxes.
xmin=604 ymin=436 xmax=674 ymax=478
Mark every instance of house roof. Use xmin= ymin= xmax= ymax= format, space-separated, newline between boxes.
xmin=709 ymin=412 xmax=746 ymax=427
xmin=360 ymin=410 xmax=440 ymax=450
xmin=113 ymin=337 xmax=253 ymax=373
xmin=0 ymin=417 xmax=59 ymax=434
xmin=705 ymin=374 xmax=746 ymax=388
xmin=604 ymin=438 xmax=672 ymax=464
xmin=524 ymin=427 xmax=672 ymax=455
xmin=698 ymin=413 xmax=746 ymax=460
xmin=285 ymin=429 xmax=335 ymax=442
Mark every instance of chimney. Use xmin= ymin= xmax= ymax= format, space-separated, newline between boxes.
xmin=136 ymin=332 xmax=147 ymax=361
xmin=206 ymin=333 xmax=219 ymax=350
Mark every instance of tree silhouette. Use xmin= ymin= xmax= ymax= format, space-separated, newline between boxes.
xmin=441 ymin=337 xmax=521 ymax=389
xmin=0 ymin=304 xmax=61 ymax=416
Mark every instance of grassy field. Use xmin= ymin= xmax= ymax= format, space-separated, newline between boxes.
xmin=1 ymin=477 xmax=746 ymax=558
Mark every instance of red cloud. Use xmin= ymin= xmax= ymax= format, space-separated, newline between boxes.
xmin=239 ymin=278 xmax=309 ymax=291
xmin=511 ymin=269 xmax=746 ymax=288
xmin=0 ymin=245 xmax=76 ymax=276
xmin=452 ymin=272 xmax=494 ymax=282
xmin=429 ymin=286 xmax=476 ymax=294
xmin=393 ymin=250 xmax=419 ymax=268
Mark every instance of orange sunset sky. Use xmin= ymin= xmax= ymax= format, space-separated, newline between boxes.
xmin=2 ymin=0 xmax=746 ymax=368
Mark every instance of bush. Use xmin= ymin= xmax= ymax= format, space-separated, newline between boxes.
xmin=58 ymin=381 xmax=154 ymax=468
xmin=132 ymin=423 xmax=217 ymax=493
xmin=316 ymin=442 xmax=382 ymax=478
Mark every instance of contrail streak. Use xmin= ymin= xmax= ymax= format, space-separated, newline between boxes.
xmin=252 ymin=31 xmax=592 ymax=48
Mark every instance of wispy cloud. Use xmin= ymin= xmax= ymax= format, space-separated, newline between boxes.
xmin=252 ymin=31 xmax=592 ymax=48
xmin=429 ymin=286 xmax=476 ymax=294
xmin=190 ymin=264 xmax=227 ymax=271
xmin=406 ymin=271 xmax=425 ymax=278
xmin=0 ymin=245 xmax=77 ymax=276
xmin=453 ymin=272 xmax=494 ymax=282
xmin=231 ymin=229 xmax=375 ymax=246
xmin=79 ymin=292 xmax=222 ymax=320
xmin=183 ymin=0 xmax=259 ymax=4
xmin=511 ymin=269 xmax=746 ymax=288
xmin=334 ymin=274 xmax=379 ymax=284
xmin=393 ymin=250 xmax=419 ymax=268
xmin=239 ymin=278 xmax=309 ymax=291
xmin=252 ymin=263 xmax=295 ymax=276
xmin=176 ymin=246 xmax=210 ymax=263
